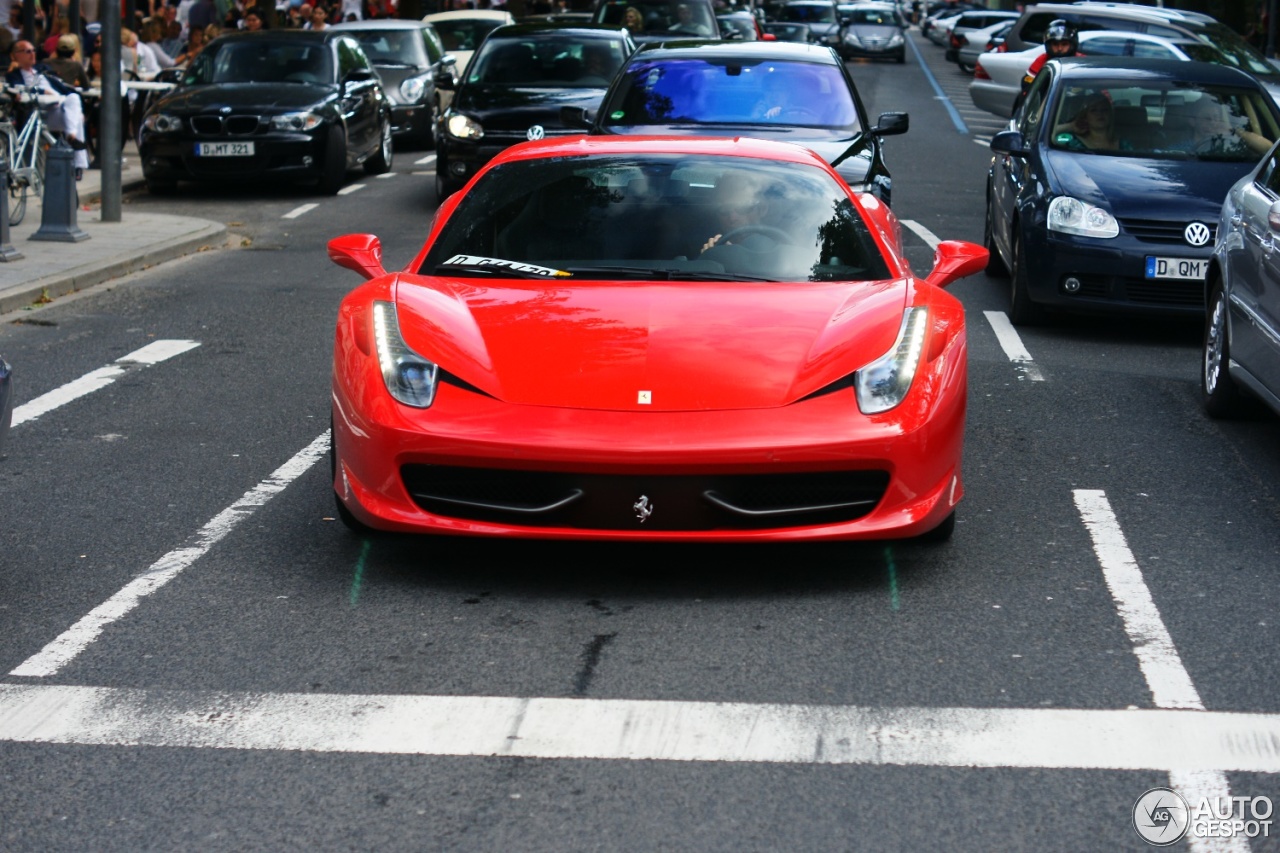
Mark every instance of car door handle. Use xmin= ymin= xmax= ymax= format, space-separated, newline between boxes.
xmin=1231 ymin=212 xmax=1243 ymax=227
xmin=1263 ymin=235 xmax=1275 ymax=256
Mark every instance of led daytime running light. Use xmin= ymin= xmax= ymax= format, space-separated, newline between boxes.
xmin=373 ymin=301 xmax=439 ymax=408
xmin=855 ymin=307 xmax=928 ymax=414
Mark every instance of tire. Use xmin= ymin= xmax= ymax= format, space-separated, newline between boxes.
xmin=145 ymin=176 xmax=177 ymax=195
xmin=959 ymin=61 xmax=975 ymax=74
xmin=1202 ymin=278 xmax=1247 ymax=418
xmin=895 ymin=52 xmax=905 ymax=64
xmin=8 ymin=180 xmax=26 ymax=227
xmin=330 ymin=419 xmax=374 ymax=535
xmin=917 ymin=510 xmax=956 ymax=543
xmin=317 ymin=125 xmax=348 ymax=195
xmin=983 ymin=192 xmax=1008 ymax=277
xmin=363 ymin=118 xmax=393 ymax=175
xmin=1008 ymin=228 xmax=1046 ymax=326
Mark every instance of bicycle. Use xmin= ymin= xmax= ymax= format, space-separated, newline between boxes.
xmin=0 ymin=86 xmax=59 ymax=227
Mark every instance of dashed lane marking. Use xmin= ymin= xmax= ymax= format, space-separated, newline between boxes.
xmin=414 ymin=154 xmax=437 ymax=166
xmin=338 ymin=184 xmax=366 ymax=196
xmin=282 ymin=203 xmax=319 ymax=219
xmin=12 ymin=340 xmax=201 ymax=427
xmin=8 ymin=432 xmax=331 ymax=678
xmin=901 ymin=219 xmax=939 ymax=250
xmin=983 ymin=311 xmax=1045 ymax=382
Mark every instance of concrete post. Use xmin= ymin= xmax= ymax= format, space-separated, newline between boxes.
xmin=31 ymin=140 xmax=90 ymax=243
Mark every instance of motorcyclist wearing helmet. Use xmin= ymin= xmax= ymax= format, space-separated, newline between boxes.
xmin=1021 ymin=19 xmax=1081 ymax=96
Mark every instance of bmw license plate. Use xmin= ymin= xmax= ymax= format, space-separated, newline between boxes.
xmin=195 ymin=141 xmax=254 ymax=157
xmin=1145 ymin=256 xmax=1208 ymax=280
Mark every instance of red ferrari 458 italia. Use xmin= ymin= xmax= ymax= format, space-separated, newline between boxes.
xmin=329 ymin=136 xmax=986 ymax=541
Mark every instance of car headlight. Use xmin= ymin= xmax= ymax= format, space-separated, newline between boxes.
xmin=855 ymin=307 xmax=928 ymax=415
xmin=400 ymin=75 xmax=428 ymax=102
xmin=373 ymin=301 xmax=438 ymax=408
xmin=142 ymin=113 xmax=183 ymax=133
xmin=270 ymin=111 xmax=323 ymax=132
xmin=1047 ymin=196 xmax=1119 ymax=238
xmin=887 ymin=33 xmax=903 ymax=46
xmin=446 ymin=113 xmax=483 ymax=140
xmin=843 ymin=32 xmax=861 ymax=44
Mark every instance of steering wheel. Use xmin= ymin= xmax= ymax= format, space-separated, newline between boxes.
xmin=719 ymin=225 xmax=794 ymax=246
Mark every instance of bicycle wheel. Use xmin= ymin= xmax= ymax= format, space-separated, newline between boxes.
xmin=0 ymin=129 xmax=23 ymax=227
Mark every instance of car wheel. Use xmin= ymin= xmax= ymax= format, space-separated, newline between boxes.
xmin=145 ymin=176 xmax=177 ymax=195
xmin=959 ymin=61 xmax=975 ymax=74
xmin=983 ymin=192 xmax=1008 ymax=277
xmin=917 ymin=510 xmax=956 ymax=543
xmin=1202 ymin=277 xmax=1247 ymax=418
xmin=895 ymin=52 xmax=905 ymax=64
xmin=330 ymin=419 xmax=374 ymax=535
xmin=317 ymin=125 xmax=348 ymax=195
xmin=364 ymin=119 xmax=393 ymax=175
xmin=1009 ymin=228 xmax=1046 ymax=326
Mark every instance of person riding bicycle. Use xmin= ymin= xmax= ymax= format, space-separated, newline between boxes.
xmin=4 ymin=39 xmax=90 ymax=179
xmin=1021 ymin=19 xmax=1081 ymax=98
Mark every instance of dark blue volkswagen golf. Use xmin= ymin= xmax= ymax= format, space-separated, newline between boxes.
xmin=985 ymin=58 xmax=1280 ymax=324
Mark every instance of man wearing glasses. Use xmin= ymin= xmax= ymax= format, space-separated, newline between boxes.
xmin=4 ymin=39 xmax=91 ymax=179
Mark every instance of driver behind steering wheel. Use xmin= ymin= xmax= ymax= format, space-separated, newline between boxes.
xmin=700 ymin=170 xmax=774 ymax=255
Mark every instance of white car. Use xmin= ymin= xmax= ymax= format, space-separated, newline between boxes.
xmin=970 ymin=29 xmax=1232 ymax=119
xmin=422 ymin=8 xmax=515 ymax=80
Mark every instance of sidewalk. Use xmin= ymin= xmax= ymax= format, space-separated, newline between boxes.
xmin=0 ymin=142 xmax=227 ymax=316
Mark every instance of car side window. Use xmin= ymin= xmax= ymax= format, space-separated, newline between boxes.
xmin=336 ymin=38 xmax=367 ymax=78
xmin=1017 ymin=68 xmax=1050 ymax=138
xmin=1263 ymin=150 xmax=1280 ymax=195
xmin=423 ymin=28 xmax=444 ymax=63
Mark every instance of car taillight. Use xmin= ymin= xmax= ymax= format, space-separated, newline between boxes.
xmin=973 ymin=64 xmax=990 ymax=80
xmin=950 ymin=33 xmax=964 ymax=48
xmin=996 ymin=43 xmax=1007 ymax=52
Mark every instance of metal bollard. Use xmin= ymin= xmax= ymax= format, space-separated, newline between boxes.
xmin=31 ymin=139 xmax=89 ymax=243
xmin=0 ymin=157 xmax=23 ymax=261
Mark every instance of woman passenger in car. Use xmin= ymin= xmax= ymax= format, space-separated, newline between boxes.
xmin=1166 ymin=96 xmax=1272 ymax=158
xmin=1054 ymin=94 xmax=1132 ymax=152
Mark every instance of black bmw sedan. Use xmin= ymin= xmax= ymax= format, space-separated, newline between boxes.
xmin=578 ymin=41 xmax=907 ymax=205
xmin=435 ymin=23 xmax=636 ymax=199
xmin=986 ymin=58 xmax=1280 ymax=324
xmin=139 ymin=30 xmax=394 ymax=195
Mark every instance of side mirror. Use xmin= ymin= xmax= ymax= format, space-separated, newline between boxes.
xmin=924 ymin=240 xmax=988 ymax=289
xmin=344 ymin=67 xmax=376 ymax=85
xmin=328 ymin=234 xmax=386 ymax=280
xmin=560 ymin=105 xmax=594 ymax=130
xmin=990 ymin=129 xmax=1029 ymax=157
xmin=435 ymin=55 xmax=457 ymax=90
xmin=871 ymin=111 xmax=909 ymax=137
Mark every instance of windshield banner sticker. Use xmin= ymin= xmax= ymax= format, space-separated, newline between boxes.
xmin=442 ymin=255 xmax=572 ymax=278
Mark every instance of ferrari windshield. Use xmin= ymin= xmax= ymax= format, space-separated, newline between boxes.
xmin=602 ymin=58 xmax=860 ymax=129
xmin=421 ymin=154 xmax=892 ymax=283
xmin=1043 ymin=82 xmax=1279 ymax=162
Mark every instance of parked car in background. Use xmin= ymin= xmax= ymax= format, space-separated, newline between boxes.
xmin=837 ymin=3 xmax=906 ymax=63
xmin=1001 ymin=2 xmax=1280 ymax=106
xmin=592 ymin=0 xmax=722 ymax=44
xmin=953 ymin=18 xmax=1013 ymax=74
xmin=331 ymin=19 xmax=453 ymax=148
xmin=971 ymin=30 xmax=1237 ymax=120
xmin=139 ymin=30 xmax=394 ymax=195
xmin=435 ymin=23 xmax=635 ymax=198
xmin=329 ymin=135 xmax=986 ymax=542
xmin=422 ymin=8 xmax=515 ymax=78
xmin=986 ymin=59 xmax=1280 ymax=324
xmin=579 ymin=40 xmax=907 ymax=204
xmin=1203 ymin=139 xmax=1280 ymax=420
xmin=772 ymin=0 xmax=843 ymax=52
xmin=942 ymin=9 xmax=1019 ymax=67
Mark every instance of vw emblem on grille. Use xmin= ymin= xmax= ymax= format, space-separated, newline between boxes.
xmin=526 ymin=125 xmax=546 ymax=141
xmin=633 ymin=495 xmax=653 ymax=523
xmin=1184 ymin=221 xmax=1211 ymax=247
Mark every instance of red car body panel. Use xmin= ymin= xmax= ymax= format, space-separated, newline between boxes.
xmin=331 ymin=135 xmax=978 ymax=541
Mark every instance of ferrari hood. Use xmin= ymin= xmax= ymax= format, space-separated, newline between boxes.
xmin=1043 ymin=150 xmax=1255 ymax=222
xmin=393 ymin=277 xmax=910 ymax=411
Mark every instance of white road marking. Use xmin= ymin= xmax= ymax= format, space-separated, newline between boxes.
xmin=974 ymin=137 xmax=992 ymax=147
xmin=375 ymin=173 xmax=397 ymax=179
xmin=282 ymin=203 xmax=319 ymax=219
xmin=901 ymin=219 xmax=939 ymax=250
xmin=12 ymin=340 xmax=201 ymax=427
xmin=983 ymin=311 xmax=1045 ymax=381
xmin=9 ymin=432 xmax=331 ymax=678
xmin=338 ymin=184 xmax=366 ymax=196
xmin=4 ymin=684 xmax=1280 ymax=772
xmin=1074 ymin=490 xmax=1245 ymax=852
xmin=414 ymin=154 xmax=437 ymax=166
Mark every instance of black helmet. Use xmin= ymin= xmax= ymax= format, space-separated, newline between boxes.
xmin=1043 ymin=18 xmax=1078 ymax=56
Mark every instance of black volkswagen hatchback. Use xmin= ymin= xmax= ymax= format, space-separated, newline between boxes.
xmin=139 ymin=30 xmax=394 ymax=195
xmin=435 ymin=23 xmax=636 ymax=199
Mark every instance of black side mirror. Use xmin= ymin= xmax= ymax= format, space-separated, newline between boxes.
xmin=434 ymin=55 xmax=458 ymax=90
xmin=560 ymin=105 xmax=594 ymax=130
xmin=990 ymin=129 xmax=1029 ymax=157
xmin=344 ymin=67 xmax=375 ymax=85
xmin=871 ymin=111 xmax=909 ymax=136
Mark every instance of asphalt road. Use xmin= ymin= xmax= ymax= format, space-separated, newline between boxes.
xmin=1 ymin=30 xmax=1278 ymax=852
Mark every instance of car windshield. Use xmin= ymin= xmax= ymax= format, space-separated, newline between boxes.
xmin=348 ymin=30 xmax=427 ymax=66
xmin=1191 ymin=22 xmax=1279 ymax=79
xmin=780 ymin=3 xmax=836 ymax=24
xmin=602 ymin=59 xmax=860 ymax=129
xmin=467 ymin=36 xmax=628 ymax=87
xmin=188 ymin=40 xmax=334 ymax=84
xmin=846 ymin=8 xmax=897 ymax=26
xmin=431 ymin=18 xmax=505 ymax=53
xmin=1046 ymin=83 xmax=1280 ymax=162
xmin=595 ymin=0 xmax=717 ymax=37
xmin=421 ymin=154 xmax=891 ymax=283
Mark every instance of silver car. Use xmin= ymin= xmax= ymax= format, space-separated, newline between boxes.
xmin=1204 ymin=140 xmax=1280 ymax=420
